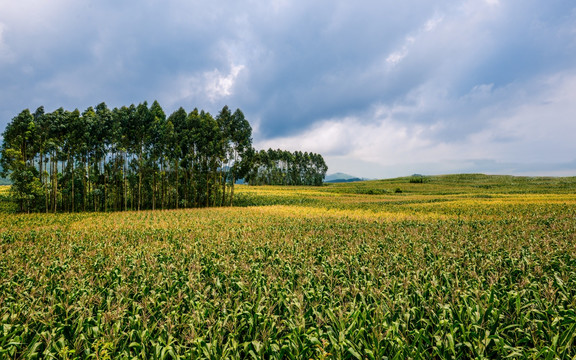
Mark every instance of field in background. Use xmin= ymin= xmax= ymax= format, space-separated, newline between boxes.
xmin=1 ymin=175 xmax=576 ymax=358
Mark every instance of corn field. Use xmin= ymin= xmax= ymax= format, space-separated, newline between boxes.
xmin=1 ymin=175 xmax=576 ymax=359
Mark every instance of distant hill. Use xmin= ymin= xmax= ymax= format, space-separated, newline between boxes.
xmin=324 ymin=173 xmax=576 ymax=195
xmin=324 ymin=172 xmax=368 ymax=183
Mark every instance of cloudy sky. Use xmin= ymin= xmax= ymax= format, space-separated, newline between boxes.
xmin=1 ymin=0 xmax=575 ymax=178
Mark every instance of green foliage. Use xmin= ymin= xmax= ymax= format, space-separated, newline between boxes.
xmin=246 ymin=148 xmax=328 ymax=186
xmin=409 ymin=175 xmax=427 ymax=183
xmin=1 ymin=103 xmax=261 ymax=212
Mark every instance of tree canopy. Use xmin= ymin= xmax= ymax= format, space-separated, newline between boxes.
xmin=1 ymin=102 xmax=328 ymax=212
xmin=245 ymin=149 xmax=328 ymax=186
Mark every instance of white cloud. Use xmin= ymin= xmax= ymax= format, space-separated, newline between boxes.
xmin=255 ymin=71 xmax=576 ymax=178
xmin=170 ymin=63 xmax=245 ymax=106
xmin=205 ymin=64 xmax=245 ymax=102
xmin=385 ymin=37 xmax=415 ymax=68
xmin=256 ymin=108 xmax=440 ymax=165
xmin=424 ymin=14 xmax=444 ymax=32
xmin=470 ymin=72 xmax=576 ymax=163
xmin=384 ymin=12 xmax=442 ymax=68
xmin=385 ymin=50 xmax=408 ymax=67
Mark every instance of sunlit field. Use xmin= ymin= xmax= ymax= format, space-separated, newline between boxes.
xmin=1 ymin=175 xmax=576 ymax=358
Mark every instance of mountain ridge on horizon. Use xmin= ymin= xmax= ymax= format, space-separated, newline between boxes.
xmin=324 ymin=172 xmax=368 ymax=183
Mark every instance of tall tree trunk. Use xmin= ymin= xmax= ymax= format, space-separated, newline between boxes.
xmin=40 ymin=151 xmax=48 ymax=213
xmin=71 ymin=159 xmax=75 ymax=212
xmin=50 ymin=154 xmax=54 ymax=212
xmin=175 ymin=158 xmax=179 ymax=209
xmin=104 ymin=158 xmax=108 ymax=212
xmin=53 ymin=152 xmax=58 ymax=213
xmin=206 ymin=162 xmax=210 ymax=207
xmin=130 ymin=182 xmax=134 ymax=211
xmin=123 ymin=151 xmax=127 ymax=212
xmin=183 ymin=168 xmax=187 ymax=208
xmin=83 ymin=156 xmax=87 ymax=212
xmin=93 ymin=160 xmax=97 ymax=212
xmin=138 ymin=145 xmax=142 ymax=211
xmin=221 ymin=161 xmax=226 ymax=207
xmin=161 ymin=159 xmax=165 ymax=210
xmin=152 ymin=164 xmax=156 ymax=211
xmin=45 ymin=159 xmax=49 ymax=212
xmin=230 ymin=174 xmax=235 ymax=207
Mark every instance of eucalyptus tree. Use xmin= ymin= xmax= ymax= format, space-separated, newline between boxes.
xmin=0 ymin=109 xmax=42 ymax=212
xmin=216 ymin=107 xmax=253 ymax=206
xmin=115 ymin=104 xmax=137 ymax=211
xmin=216 ymin=105 xmax=233 ymax=206
xmin=74 ymin=107 xmax=96 ymax=211
xmin=147 ymin=101 xmax=166 ymax=210
xmin=312 ymin=152 xmax=328 ymax=186
xmin=132 ymin=102 xmax=153 ymax=210
xmin=46 ymin=107 xmax=69 ymax=212
xmin=227 ymin=109 xmax=252 ymax=205
xmin=182 ymin=108 xmax=201 ymax=206
xmin=94 ymin=102 xmax=113 ymax=211
xmin=195 ymin=110 xmax=221 ymax=206
xmin=158 ymin=115 xmax=173 ymax=209
xmin=1 ymin=110 xmax=35 ymax=167
xmin=110 ymin=106 xmax=124 ymax=210
xmin=165 ymin=107 xmax=187 ymax=208
xmin=30 ymin=106 xmax=52 ymax=212
xmin=62 ymin=108 xmax=82 ymax=212
xmin=109 ymin=106 xmax=127 ymax=211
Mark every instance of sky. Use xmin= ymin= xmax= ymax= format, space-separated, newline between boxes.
xmin=1 ymin=0 xmax=575 ymax=179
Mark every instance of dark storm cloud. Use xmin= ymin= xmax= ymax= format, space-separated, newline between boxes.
xmin=1 ymin=0 xmax=450 ymax=128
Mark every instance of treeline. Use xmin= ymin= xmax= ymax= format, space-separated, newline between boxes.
xmin=1 ymin=102 xmax=328 ymax=213
xmin=1 ymin=102 xmax=252 ymax=213
xmin=246 ymin=149 xmax=327 ymax=186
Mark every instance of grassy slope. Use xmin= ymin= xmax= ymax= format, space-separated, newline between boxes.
xmin=1 ymin=175 xmax=576 ymax=358
xmin=325 ymin=174 xmax=576 ymax=194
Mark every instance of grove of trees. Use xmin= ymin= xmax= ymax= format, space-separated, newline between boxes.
xmin=1 ymin=102 xmax=328 ymax=213
xmin=246 ymin=149 xmax=328 ymax=186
